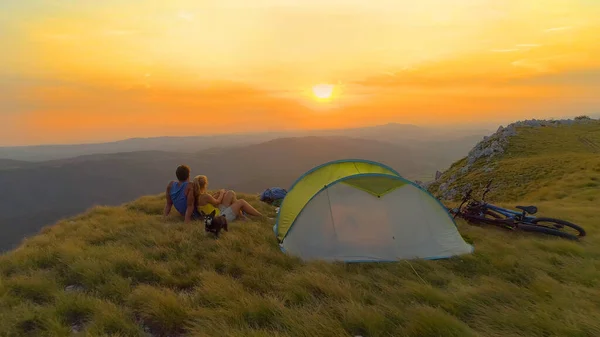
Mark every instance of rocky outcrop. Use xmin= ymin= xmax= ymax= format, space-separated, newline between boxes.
xmin=432 ymin=117 xmax=597 ymax=200
xmin=433 ymin=123 xmax=518 ymax=199
xmin=466 ymin=124 xmax=517 ymax=166
xmin=458 ymin=117 xmax=595 ymax=175
xmin=415 ymin=171 xmax=445 ymax=190
xmin=514 ymin=116 xmax=595 ymax=127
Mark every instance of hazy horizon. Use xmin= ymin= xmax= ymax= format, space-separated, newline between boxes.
xmin=1 ymin=120 xmax=500 ymax=148
xmin=2 ymin=0 xmax=599 ymax=146
xmin=3 ymin=115 xmax=598 ymax=148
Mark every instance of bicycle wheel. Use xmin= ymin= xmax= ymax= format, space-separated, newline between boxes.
xmin=517 ymin=222 xmax=580 ymax=240
xmin=529 ymin=217 xmax=586 ymax=238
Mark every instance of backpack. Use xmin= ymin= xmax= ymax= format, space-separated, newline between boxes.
xmin=260 ymin=187 xmax=288 ymax=206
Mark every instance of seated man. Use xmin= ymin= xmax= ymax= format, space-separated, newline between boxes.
xmin=164 ymin=164 xmax=200 ymax=223
xmin=193 ymin=175 xmax=262 ymax=222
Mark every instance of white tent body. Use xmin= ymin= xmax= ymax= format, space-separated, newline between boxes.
xmin=281 ymin=175 xmax=474 ymax=262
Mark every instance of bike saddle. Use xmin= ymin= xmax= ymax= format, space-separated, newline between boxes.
xmin=516 ymin=205 xmax=538 ymax=215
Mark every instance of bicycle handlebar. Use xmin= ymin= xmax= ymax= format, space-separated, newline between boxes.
xmin=454 ymin=189 xmax=473 ymax=219
xmin=482 ymin=180 xmax=493 ymax=202
xmin=458 ymin=189 xmax=472 ymax=205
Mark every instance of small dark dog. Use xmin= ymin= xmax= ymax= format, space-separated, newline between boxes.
xmin=200 ymin=210 xmax=228 ymax=238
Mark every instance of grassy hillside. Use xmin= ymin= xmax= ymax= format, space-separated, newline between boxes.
xmin=0 ymin=189 xmax=599 ymax=336
xmin=428 ymin=119 xmax=600 ymax=204
xmin=1 ymin=121 xmax=599 ymax=336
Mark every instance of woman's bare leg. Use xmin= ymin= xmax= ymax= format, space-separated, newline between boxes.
xmin=221 ymin=190 xmax=237 ymax=207
xmin=229 ymin=199 xmax=262 ymax=217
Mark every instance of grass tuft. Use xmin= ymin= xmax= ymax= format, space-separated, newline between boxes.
xmin=128 ymin=285 xmax=194 ymax=336
xmin=6 ymin=274 xmax=59 ymax=304
xmin=405 ymin=305 xmax=477 ymax=337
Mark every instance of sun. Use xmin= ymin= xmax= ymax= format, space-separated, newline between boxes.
xmin=312 ymin=84 xmax=334 ymax=100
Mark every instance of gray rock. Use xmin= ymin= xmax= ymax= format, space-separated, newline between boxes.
xmin=435 ymin=170 xmax=443 ymax=181
xmin=65 ymin=285 xmax=85 ymax=293
xmin=504 ymin=125 xmax=517 ymax=136
xmin=465 ymin=121 xmax=519 ymax=165
xmin=524 ymin=119 xmax=541 ymax=127
xmin=445 ymin=188 xmax=458 ymax=200
xmin=506 ymin=117 xmax=596 ymax=129
xmin=71 ymin=322 xmax=84 ymax=333
xmin=449 ymin=174 xmax=457 ymax=184
xmin=143 ymin=324 xmax=152 ymax=333
xmin=439 ymin=182 xmax=448 ymax=192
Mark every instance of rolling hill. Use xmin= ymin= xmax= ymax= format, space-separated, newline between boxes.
xmin=0 ymin=118 xmax=599 ymax=336
xmin=0 ymin=159 xmax=31 ymax=170
xmin=0 ymin=136 xmax=450 ymax=252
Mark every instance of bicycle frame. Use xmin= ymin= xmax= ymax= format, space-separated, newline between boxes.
xmin=452 ymin=180 xmax=585 ymax=240
xmin=455 ymin=180 xmax=537 ymax=222
xmin=480 ymin=203 xmax=537 ymax=222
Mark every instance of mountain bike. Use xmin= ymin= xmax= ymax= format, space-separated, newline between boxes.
xmin=449 ymin=180 xmax=586 ymax=240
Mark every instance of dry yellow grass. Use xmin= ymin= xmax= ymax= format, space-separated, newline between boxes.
xmin=0 ymin=190 xmax=598 ymax=336
xmin=1 ymin=121 xmax=599 ymax=336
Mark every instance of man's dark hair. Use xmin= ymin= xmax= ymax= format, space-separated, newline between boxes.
xmin=176 ymin=165 xmax=191 ymax=181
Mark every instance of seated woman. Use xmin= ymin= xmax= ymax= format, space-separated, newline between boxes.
xmin=193 ymin=175 xmax=263 ymax=222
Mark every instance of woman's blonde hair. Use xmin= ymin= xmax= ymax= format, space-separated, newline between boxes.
xmin=193 ymin=175 xmax=208 ymax=195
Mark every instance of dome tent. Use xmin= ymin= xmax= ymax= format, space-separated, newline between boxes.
xmin=273 ymin=159 xmax=474 ymax=262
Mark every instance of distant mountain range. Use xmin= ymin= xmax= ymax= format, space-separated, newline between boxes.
xmin=0 ymin=159 xmax=31 ymax=169
xmin=0 ymin=123 xmax=492 ymax=252
xmin=0 ymin=123 xmax=490 ymax=161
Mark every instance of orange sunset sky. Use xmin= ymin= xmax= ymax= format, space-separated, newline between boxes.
xmin=1 ymin=0 xmax=599 ymax=146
